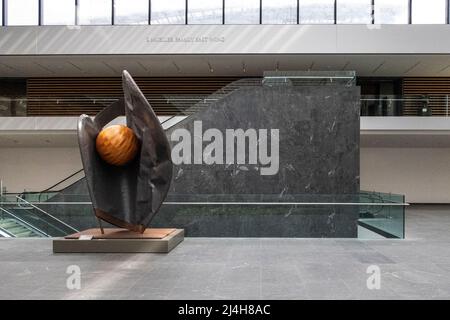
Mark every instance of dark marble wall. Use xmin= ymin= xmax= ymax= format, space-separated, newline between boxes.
xmin=166 ymin=86 xmax=359 ymax=195
xmin=152 ymin=85 xmax=361 ymax=237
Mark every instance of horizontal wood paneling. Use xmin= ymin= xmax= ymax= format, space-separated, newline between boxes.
xmin=402 ymin=78 xmax=450 ymax=116
xmin=27 ymin=77 xmax=242 ymax=116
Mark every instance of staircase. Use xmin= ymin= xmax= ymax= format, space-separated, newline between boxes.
xmin=0 ymin=217 xmax=44 ymax=237
xmin=0 ymin=205 xmax=48 ymax=238
xmin=0 ymin=196 xmax=78 ymax=237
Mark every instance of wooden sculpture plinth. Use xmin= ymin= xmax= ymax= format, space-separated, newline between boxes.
xmin=53 ymin=228 xmax=184 ymax=253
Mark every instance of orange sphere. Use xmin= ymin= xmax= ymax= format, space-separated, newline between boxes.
xmin=96 ymin=125 xmax=139 ymax=166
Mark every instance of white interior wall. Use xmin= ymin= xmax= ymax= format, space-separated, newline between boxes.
xmin=0 ymin=147 xmax=81 ymax=193
xmin=2 ymin=25 xmax=450 ymax=55
xmin=361 ymin=147 xmax=450 ymax=203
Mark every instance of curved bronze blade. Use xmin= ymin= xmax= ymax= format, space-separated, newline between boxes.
xmin=77 ymin=70 xmax=173 ymax=233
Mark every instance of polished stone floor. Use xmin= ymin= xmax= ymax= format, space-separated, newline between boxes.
xmin=1 ymin=205 xmax=450 ymax=300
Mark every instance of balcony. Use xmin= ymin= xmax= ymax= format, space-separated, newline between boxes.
xmin=1 ymin=94 xmax=449 ymax=117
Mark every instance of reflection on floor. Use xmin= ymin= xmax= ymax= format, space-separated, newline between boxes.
xmin=1 ymin=204 xmax=450 ymax=299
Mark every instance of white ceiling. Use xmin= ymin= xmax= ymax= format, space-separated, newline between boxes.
xmin=0 ymin=54 xmax=450 ymax=78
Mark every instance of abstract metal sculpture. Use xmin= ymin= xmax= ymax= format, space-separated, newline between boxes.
xmin=77 ymin=70 xmax=173 ymax=233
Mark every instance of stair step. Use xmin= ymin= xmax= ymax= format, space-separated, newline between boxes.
xmin=15 ymin=231 xmax=37 ymax=237
xmin=7 ymin=226 xmax=27 ymax=233
xmin=0 ymin=221 xmax=17 ymax=228
xmin=0 ymin=217 xmax=36 ymax=237
xmin=14 ymin=231 xmax=31 ymax=237
xmin=1 ymin=203 xmax=76 ymax=237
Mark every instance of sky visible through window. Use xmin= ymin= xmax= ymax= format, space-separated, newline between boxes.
xmin=115 ymin=0 xmax=148 ymax=25
xmin=262 ymin=0 xmax=298 ymax=24
xmin=375 ymin=0 xmax=408 ymax=24
xmin=78 ymin=0 xmax=111 ymax=25
xmin=43 ymin=0 xmax=75 ymax=25
xmin=188 ymin=0 xmax=223 ymax=24
xmin=6 ymin=0 xmax=39 ymax=26
xmin=412 ymin=0 xmax=446 ymax=24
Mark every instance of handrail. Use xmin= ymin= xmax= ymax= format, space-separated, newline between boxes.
xmin=0 ymin=200 xmax=408 ymax=206
xmin=40 ymin=169 xmax=84 ymax=193
xmin=0 ymin=207 xmax=50 ymax=237
xmin=17 ymin=168 xmax=85 ymax=203
xmin=15 ymin=196 xmax=79 ymax=233
xmin=0 ymin=226 xmax=14 ymax=237
xmin=0 ymin=224 xmax=15 ymax=237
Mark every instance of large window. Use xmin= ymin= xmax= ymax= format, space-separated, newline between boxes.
xmin=3 ymin=0 xmax=450 ymax=27
xmin=188 ymin=0 xmax=223 ymax=24
xmin=151 ymin=0 xmax=186 ymax=24
xmin=78 ymin=0 xmax=112 ymax=25
xmin=262 ymin=0 xmax=297 ymax=24
xmin=225 ymin=0 xmax=260 ymax=24
xmin=43 ymin=0 xmax=76 ymax=25
xmin=299 ymin=0 xmax=334 ymax=24
xmin=114 ymin=0 xmax=148 ymax=24
xmin=337 ymin=0 xmax=372 ymax=24
xmin=6 ymin=0 xmax=39 ymax=25
xmin=412 ymin=0 xmax=446 ymax=24
xmin=374 ymin=0 xmax=408 ymax=24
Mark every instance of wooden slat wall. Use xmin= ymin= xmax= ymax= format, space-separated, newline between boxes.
xmin=27 ymin=77 xmax=242 ymax=116
xmin=402 ymin=78 xmax=450 ymax=116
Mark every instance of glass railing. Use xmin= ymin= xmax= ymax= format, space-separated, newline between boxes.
xmin=262 ymin=70 xmax=356 ymax=86
xmin=4 ymin=191 xmax=406 ymax=239
xmin=358 ymin=191 xmax=406 ymax=238
xmin=158 ymin=192 xmax=407 ymax=239
xmin=0 ymin=206 xmax=48 ymax=237
xmin=0 ymin=194 xmax=79 ymax=237
xmin=1 ymin=94 xmax=449 ymax=117
xmin=361 ymin=95 xmax=450 ymax=117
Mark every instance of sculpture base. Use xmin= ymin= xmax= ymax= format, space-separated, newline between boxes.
xmin=53 ymin=228 xmax=184 ymax=253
